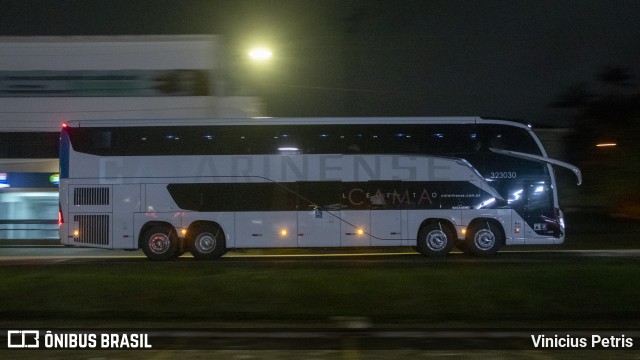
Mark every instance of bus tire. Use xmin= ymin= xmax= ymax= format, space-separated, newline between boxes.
xmin=466 ymin=221 xmax=503 ymax=257
xmin=417 ymin=221 xmax=455 ymax=257
xmin=190 ymin=224 xmax=226 ymax=260
xmin=141 ymin=224 xmax=179 ymax=261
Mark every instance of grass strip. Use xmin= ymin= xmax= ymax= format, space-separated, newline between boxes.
xmin=0 ymin=259 xmax=638 ymax=327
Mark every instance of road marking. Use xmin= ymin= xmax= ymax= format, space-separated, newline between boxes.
xmin=1 ymin=249 xmax=640 ymax=263
xmin=0 ymin=252 xmax=418 ymax=261
xmin=224 ymin=252 xmax=418 ymax=258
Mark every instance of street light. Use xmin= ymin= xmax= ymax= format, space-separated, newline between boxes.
xmin=248 ymin=47 xmax=273 ymax=61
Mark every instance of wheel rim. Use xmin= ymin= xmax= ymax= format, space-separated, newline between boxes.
xmin=195 ymin=232 xmax=217 ymax=253
xmin=474 ymin=229 xmax=495 ymax=250
xmin=148 ymin=233 xmax=171 ymax=254
xmin=426 ymin=230 xmax=448 ymax=251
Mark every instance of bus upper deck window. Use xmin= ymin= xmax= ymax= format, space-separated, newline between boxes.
xmin=92 ymin=131 xmax=112 ymax=149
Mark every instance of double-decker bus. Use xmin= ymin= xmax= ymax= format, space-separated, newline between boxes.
xmin=58 ymin=117 xmax=581 ymax=260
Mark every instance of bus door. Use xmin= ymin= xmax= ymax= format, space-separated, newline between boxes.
xmin=522 ymin=180 xmax=560 ymax=241
xmin=112 ymin=184 xmax=140 ymax=249
xmin=296 ymin=182 xmax=341 ymax=247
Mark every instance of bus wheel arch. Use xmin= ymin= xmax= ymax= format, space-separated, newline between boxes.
xmin=187 ymin=221 xmax=227 ymax=260
xmin=139 ymin=222 xmax=180 ymax=261
xmin=465 ymin=218 xmax=505 ymax=257
xmin=416 ymin=218 xmax=456 ymax=257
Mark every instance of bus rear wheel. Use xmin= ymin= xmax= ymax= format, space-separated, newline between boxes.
xmin=417 ymin=222 xmax=455 ymax=257
xmin=190 ymin=224 xmax=226 ymax=260
xmin=466 ymin=221 xmax=503 ymax=257
xmin=141 ymin=224 xmax=179 ymax=261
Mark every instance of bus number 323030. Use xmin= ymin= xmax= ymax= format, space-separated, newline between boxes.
xmin=490 ymin=171 xmax=517 ymax=179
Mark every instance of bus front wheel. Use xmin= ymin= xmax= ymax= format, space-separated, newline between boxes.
xmin=190 ymin=224 xmax=226 ymax=260
xmin=417 ymin=222 xmax=455 ymax=257
xmin=466 ymin=221 xmax=503 ymax=257
xmin=141 ymin=225 xmax=179 ymax=261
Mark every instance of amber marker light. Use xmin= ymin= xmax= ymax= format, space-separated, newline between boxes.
xmin=596 ymin=143 xmax=617 ymax=147
xmin=280 ymin=229 xmax=288 ymax=237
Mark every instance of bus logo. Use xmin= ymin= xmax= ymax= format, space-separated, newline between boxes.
xmin=7 ymin=330 xmax=40 ymax=348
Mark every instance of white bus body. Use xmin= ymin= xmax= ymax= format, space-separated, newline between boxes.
xmin=58 ymin=117 xmax=581 ymax=260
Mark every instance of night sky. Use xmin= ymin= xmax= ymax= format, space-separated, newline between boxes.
xmin=1 ymin=0 xmax=640 ymax=125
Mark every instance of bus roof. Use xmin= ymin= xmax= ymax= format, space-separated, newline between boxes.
xmin=63 ymin=116 xmax=531 ymax=129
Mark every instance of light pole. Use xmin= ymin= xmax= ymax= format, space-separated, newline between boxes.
xmin=246 ymin=46 xmax=274 ymax=115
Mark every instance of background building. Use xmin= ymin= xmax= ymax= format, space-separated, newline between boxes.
xmin=0 ymin=35 xmax=260 ymax=241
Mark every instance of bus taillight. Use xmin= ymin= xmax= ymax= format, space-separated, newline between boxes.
xmin=58 ymin=202 xmax=64 ymax=227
